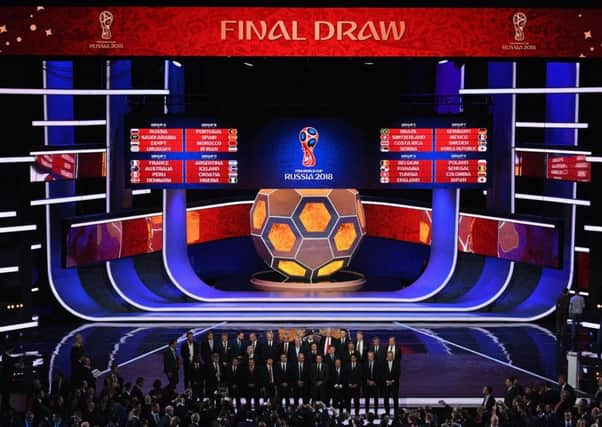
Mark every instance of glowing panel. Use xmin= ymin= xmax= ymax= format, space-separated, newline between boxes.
xmin=298 ymin=202 xmax=331 ymax=233
xmin=277 ymin=260 xmax=307 ymax=277
xmin=252 ymin=199 xmax=267 ymax=231
xmin=267 ymin=223 xmax=297 ymax=253
xmin=334 ymin=222 xmax=357 ymax=251
xmin=317 ymin=259 xmax=345 ymax=277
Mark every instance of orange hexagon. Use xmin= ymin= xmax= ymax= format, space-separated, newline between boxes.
xmin=333 ymin=222 xmax=358 ymax=252
xmin=267 ymin=222 xmax=297 ymax=253
xmin=317 ymin=259 xmax=345 ymax=277
xmin=298 ymin=202 xmax=331 ymax=233
xmin=277 ymin=260 xmax=307 ymax=277
xmin=252 ymin=199 xmax=267 ymax=232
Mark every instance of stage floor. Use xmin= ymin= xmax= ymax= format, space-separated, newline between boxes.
xmin=17 ymin=321 xmax=578 ymax=404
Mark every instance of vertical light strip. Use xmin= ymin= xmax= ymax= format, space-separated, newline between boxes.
xmin=459 ymin=64 xmax=465 ymax=114
xmin=164 ymin=60 xmax=169 ymax=115
xmin=569 ymin=63 xmax=580 ymax=291
xmin=106 ymin=60 xmax=111 ymax=213
xmin=42 ymin=61 xmax=49 ymax=156
xmin=574 ymin=62 xmax=580 ymax=148
xmin=511 ymin=61 xmax=517 ymax=214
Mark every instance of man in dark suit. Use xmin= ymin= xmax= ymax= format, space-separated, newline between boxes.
xmin=50 ymin=371 xmax=69 ymax=399
xmin=354 ymin=331 xmax=368 ymax=361
xmin=341 ymin=342 xmax=359 ymax=367
xmin=233 ymin=331 xmax=247 ymax=358
xmin=200 ymin=331 xmax=216 ymax=365
xmin=311 ymin=354 xmax=330 ymax=403
xmin=481 ymin=385 xmax=495 ymax=421
xmin=204 ymin=353 xmax=222 ymax=404
xmin=383 ymin=351 xmax=400 ymax=415
xmin=308 ymin=343 xmax=320 ymax=364
xmin=321 ymin=330 xmax=336 ymax=357
xmin=292 ymin=352 xmax=310 ymax=405
xmin=263 ymin=331 xmax=278 ymax=363
xmin=218 ymin=332 xmax=232 ymax=364
xmin=181 ymin=332 xmax=200 ymax=389
xmin=363 ymin=351 xmax=382 ymax=414
xmin=346 ymin=354 xmax=363 ymax=415
xmin=279 ymin=332 xmax=292 ymax=360
xmin=555 ymin=374 xmax=576 ymax=415
xmin=386 ymin=336 xmax=402 ymax=366
xmin=504 ymin=376 xmax=521 ymax=407
xmin=290 ymin=336 xmax=304 ymax=363
xmin=147 ymin=402 xmax=162 ymax=427
xmin=263 ymin=357 xmax=277 ymax=404
xmin=275 ymin=353 xmax=292 ymax=407
xmin=325 ymin=345 xmax=337 ymax=369
xmin=163 ymin=339 xmax=180 ymax=389
xmin=248 ymin=333 xmax=262 ymax=363
xmin=330 ymin=359 xmax=347 ymax=410
xmin=225 ymin=357 xmax=244 ymax=408
xmin=244 ymin=358 xmax=263 ymax=408
xmin=301 ymin=333 xmax=317 ymax=354
xmin=337 ymin=330 xmax=350 ymax=355
xmin=243 ymin=344 xmax=258 ymax=367
xmin=370 ymin=336 xmax=387 ymax=363
xmin=108 ymin=364 xmax=124 ymax=393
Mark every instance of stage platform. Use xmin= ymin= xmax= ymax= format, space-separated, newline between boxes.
xmin=19 ymin=321 xmax=589 ymax=404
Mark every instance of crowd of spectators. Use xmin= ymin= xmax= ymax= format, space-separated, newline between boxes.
xmin=0 ymin=328 xmax=600 ymax=427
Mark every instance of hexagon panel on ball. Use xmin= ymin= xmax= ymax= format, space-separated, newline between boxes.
xmin=250 ymin=189 xmax=366 ymax=283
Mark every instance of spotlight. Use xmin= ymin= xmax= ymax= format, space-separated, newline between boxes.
xmin=438 ymin=59 xmax=449 ymax=64
xmin=171 ymin=60 xmax=182 ymax=68
xmin=243 ymin=62 xmax=254 ymax=67
xmin=363 ymin=61 xmax=375 ymax=65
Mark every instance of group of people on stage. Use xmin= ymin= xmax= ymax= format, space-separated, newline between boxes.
xmin=163 ymin=329 xmax=403 ymax=415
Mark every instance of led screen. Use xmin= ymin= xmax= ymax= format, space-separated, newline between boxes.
xmin=126 ymin=115 xmax=490 ymax=190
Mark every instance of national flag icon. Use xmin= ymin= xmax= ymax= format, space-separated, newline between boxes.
xmin=229 ymin=176 xmax=238 ymax=184
xmin=477 ymin=160 xmax=487 ymax=174
xmin=130 ymin=128 xmax=139 ymax=134
xmin=380 ymin=160 xmax=390 ymax=172
xmin=380 ymin=176 xmax=390 ymax=184
xmin=380 ymin=145 xmax=390 ymax=153
xmin=478 ymin=176 xmax=487 ymax=183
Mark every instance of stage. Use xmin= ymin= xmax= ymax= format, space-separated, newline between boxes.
xmin=22 ymin=322 xmax=582 ymax=404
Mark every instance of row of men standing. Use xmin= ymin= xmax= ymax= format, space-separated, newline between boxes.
xmin=163 ymin=330 xmax=403 ymax=414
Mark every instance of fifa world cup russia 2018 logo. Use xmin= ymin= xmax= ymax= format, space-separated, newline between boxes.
xmin=512 ymin=12 xmax=527 ymax=42
xmin=99 ymin=10 xmax=114 ymax=40
xmin=299 ymin=126 xmax=319 ymax=168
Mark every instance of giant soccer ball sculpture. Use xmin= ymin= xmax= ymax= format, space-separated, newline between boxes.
xmin=250 ymin=189 xmax=366 ymax=284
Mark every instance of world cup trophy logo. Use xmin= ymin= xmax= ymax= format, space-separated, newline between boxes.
xmin=299 ymin=126 xmax=319 ymax=168
xmin=99 ymin=10 xmax=114 ymax=40
xmin=512 ymin=12 xmax=527 ymax=42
